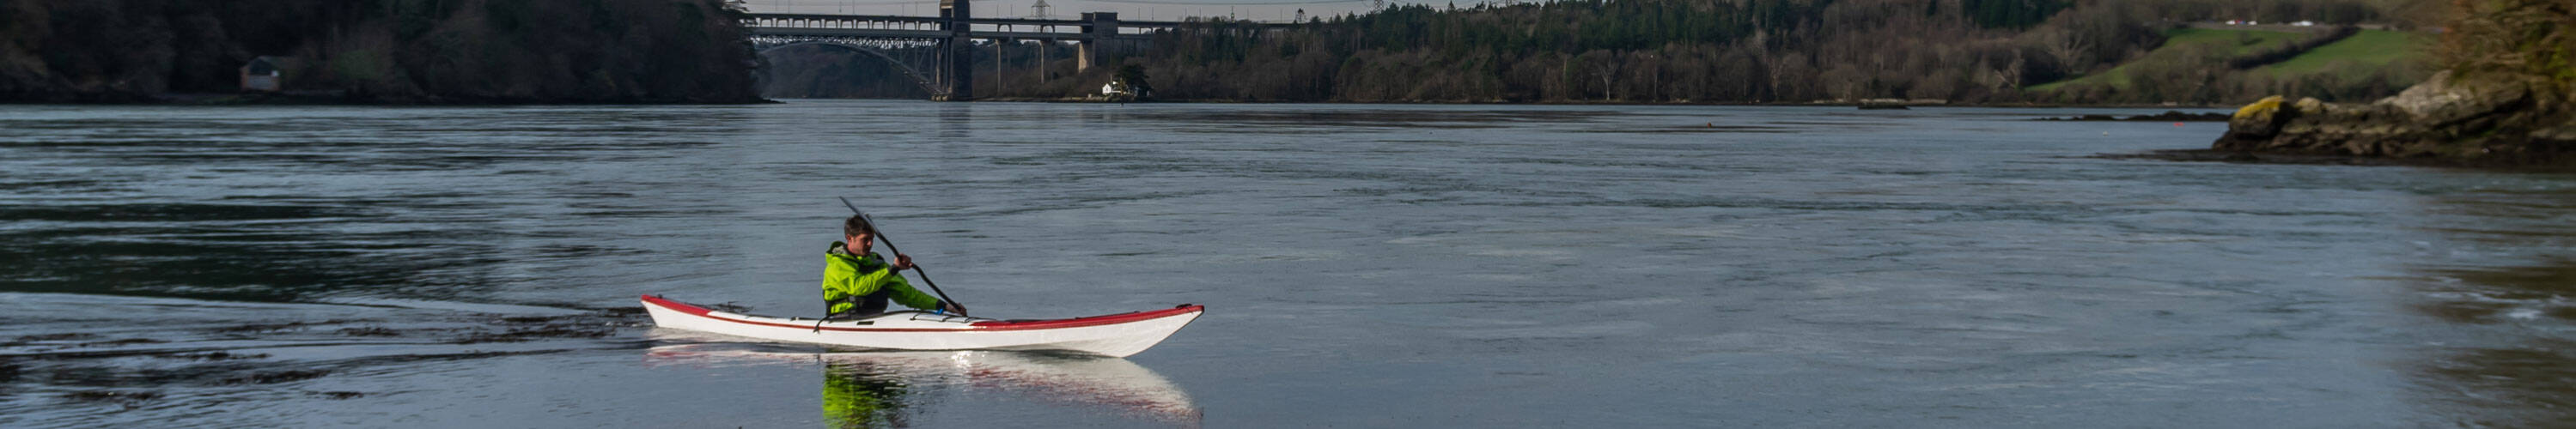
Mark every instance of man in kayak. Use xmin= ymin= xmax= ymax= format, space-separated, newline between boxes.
xmin=825 ymin=214 xmax=965 ymax=319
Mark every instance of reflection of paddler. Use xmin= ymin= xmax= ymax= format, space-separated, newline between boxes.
xmin=643 ymin=343 xmax=1203 ymax=426
xmin=823 ymin=361 xmax=911 ymax=429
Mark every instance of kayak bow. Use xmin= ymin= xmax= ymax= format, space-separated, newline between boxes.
xmin=640 ymin=295 xmax=1203 ymax=358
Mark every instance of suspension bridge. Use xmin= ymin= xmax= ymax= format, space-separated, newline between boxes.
xmin=745 ymin=0 xmax=1293 ymax=100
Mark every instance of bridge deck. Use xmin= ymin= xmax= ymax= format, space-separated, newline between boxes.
xmin=738 ymin=11 xmax=1295 ymax=101
xmin=748 ymin=27 xmax=1154 ymax=40
xmin=748 ymin=13 xmax=1194 ymax=28
xmin=743 ymin=13 xmax=1300 ymax=29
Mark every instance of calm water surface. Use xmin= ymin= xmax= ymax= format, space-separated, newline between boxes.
xmin=3 ymin=100 xmax=2572 ymax=427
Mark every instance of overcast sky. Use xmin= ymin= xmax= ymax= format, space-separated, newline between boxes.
xmin=740 ymin=0 xmax=1442 ymax=22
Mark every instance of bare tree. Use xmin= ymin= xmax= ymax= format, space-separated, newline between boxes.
xmin=2040 ymin=25 xmax=2091 ymax=72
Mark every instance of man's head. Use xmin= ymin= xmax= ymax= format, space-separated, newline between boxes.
xmin=843 ymin=214 xmax=874 ymax=254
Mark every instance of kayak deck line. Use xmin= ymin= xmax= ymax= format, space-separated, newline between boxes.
xmin=970 ymin=304 xmax=1205 ymax=329
xmin=641 ymin=294 xmax=1203 ymax=332
xmin=640 ymin=294 xmax=1204 ymax=357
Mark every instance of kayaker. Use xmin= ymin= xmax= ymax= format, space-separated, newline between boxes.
xmin=825 ymin=214 xmax=965 ymax=319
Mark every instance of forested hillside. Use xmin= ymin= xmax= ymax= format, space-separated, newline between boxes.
xmin=776 ymin=0 xmax=2435 ymax=105
xmin=1105 ymin=0 xmax=2424 ymax=104
xmin=0 ymin=0 xmax=762 ymax=103
xmin=1118 ymin=0 xmax=2139 ymax=103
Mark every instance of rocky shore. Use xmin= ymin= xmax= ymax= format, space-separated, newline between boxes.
xmin=2043 ymin=111 xmax=2232 ymax=122
xmin=2210 ymin=71 xmax=2574 ymax=166
xmin=2205 ymin=0 xmax=2573 ymax=167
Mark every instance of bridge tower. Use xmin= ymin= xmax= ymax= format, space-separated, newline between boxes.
xmin=1078 ymin=12 xmax=1117 ymax=73
xmin=940 ymin=0 xmax=974 ymax=100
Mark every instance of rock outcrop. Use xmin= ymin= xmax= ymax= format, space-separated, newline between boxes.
xmin=2212 ymin=0 xmax=2575 ymax=166
xmin=2213 ymin=70 xmax=2575 ymax=165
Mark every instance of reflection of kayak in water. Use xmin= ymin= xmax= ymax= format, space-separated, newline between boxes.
xmin=641 ymin=295 xmax=1203 ymax=358
xmin=642 ymin=340 xmax=1202 ymax=425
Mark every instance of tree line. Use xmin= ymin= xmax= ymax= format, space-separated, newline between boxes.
xmin=0 ymin=0 xmax=764 ymax=103
xmin=774 ymin=0 xmax=2427 ymax=105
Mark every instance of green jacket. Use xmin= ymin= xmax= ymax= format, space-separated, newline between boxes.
xmin=823 ymin=242 xmax=942 ymax=315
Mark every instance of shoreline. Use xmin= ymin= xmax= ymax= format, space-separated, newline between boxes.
xmin=0 ymin=92 xmax=777 ymax=106
xmin=2095 ymin=148 xmax=2576 ymax=172
xmin=9 ymin=93 xmax=2239 ymax=109
xmin=807 ymin=96 xmax=2244 ymax=109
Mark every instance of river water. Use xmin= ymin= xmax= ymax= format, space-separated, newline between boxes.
xmin=2 ymin=100 xmax=2572 ymax=427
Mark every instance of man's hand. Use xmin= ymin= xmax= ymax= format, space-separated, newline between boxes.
xmin=941 ymin=301 xmax=967 ymax=316
xmin=890 ymin=253 xmax=914 ymax=271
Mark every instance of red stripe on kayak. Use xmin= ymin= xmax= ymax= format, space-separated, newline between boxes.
xmin=639 ymin=294 xmax=1203 ymax=333
xmin=640 ymin=294 xmax=714 ymax=316
xmin=970 ymin=305 xmax=1206 ymax=329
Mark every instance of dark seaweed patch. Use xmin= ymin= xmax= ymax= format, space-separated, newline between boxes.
xmin=218 ymin=369 xmax=330 ymax=385
xmin=64 ymin=390 xmax=162 ymax=404
xmin=208 ymin=321 xmax=324 ymax=334
xmin=0 ymin=178 xmax=116 ymax=191
xmin=0 ymin=202 xmax=520 ymax=303
xmin=9 ymin=333 xmax=100 ymax=344
xmin=155 ymin=352 xmax=271 ymax=360
xmin=2420 ymin=341 xmax=2576 ymax=426
xmin=71 ymin=338 xmax=167 ymax=347
xmin=2415 ymin=258 xmax=2576 ymax=324
xmin=0 ymin=203 xmax=358 ymax=222
xmin=453 ymin=324 xmax=614 ymax=344
xmin=338 ymin=327 xmax=401 ymax=337
xmin=592 ymin=306 xmax=646 ymax=317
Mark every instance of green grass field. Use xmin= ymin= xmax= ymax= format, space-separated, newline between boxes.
xmin=2259 ymin=29 xmax=2430 ymax=76
xmin=2028 ymin=28 xmax=2305 ymax=92
xmin=2025 ymin=27 xmax=2433 ymax=93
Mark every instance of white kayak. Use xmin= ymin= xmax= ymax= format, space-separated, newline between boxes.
xmin=640 ymin=294 xmax=1203 ymax=358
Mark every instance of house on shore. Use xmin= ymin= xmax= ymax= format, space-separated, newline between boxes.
xmin=240 ymin=57 xmax=284 ymax=93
